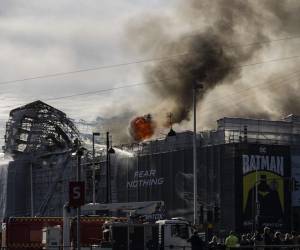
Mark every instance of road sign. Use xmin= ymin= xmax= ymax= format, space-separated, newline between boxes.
xmin=69 ymin=181 xmax=85 ymax=208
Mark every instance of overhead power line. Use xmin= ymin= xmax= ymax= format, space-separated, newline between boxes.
xmin=3 ymin=56 xmax=300 ymax=111
xmin=199 ymin=74 xmax=300 ymax=117
xmin=45 ymin=83 xmax=144 ymax=101
xmin=0 ymin=35 xmax=300 ymax=86
xmin=0 ymin=70 xmax=300 ymax=142
xmin=30 ymin=54 xmax=300 ymax=101
xmin=201 ymin=70 xmax=300 ymax=110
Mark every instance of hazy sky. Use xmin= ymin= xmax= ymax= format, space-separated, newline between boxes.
xmin=0 ymin=1 xmax=174 ymax=122
xmin=1 ymin=0 xmax=300 ymax=145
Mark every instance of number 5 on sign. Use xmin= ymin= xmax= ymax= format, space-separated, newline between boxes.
xmin=69 ymin=181 xmax=85 ymax=208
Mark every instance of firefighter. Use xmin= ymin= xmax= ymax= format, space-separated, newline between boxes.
xmin=102 ymin=224 xmax=110 ymax=242
xmin=187 ymin=231 xmax=204 ymax=250
xmin=225 ymin=231 xmax=239 ymax=249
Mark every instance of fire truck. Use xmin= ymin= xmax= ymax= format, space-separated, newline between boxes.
xmin=1 ymin=216 xmax=121 ymax=249
xmin=1 ymin=217 xmax=63 ymax=249
xmin=62 ymin=201 xmax=193 ymax=249
xmin=1 ymin=201 xmax=193 ymax=249
xmin=98 ymin=217 xmax=192 ymax=250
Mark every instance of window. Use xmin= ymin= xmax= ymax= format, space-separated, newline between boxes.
xmin=171 ymin=224 xmax=189 ymax=240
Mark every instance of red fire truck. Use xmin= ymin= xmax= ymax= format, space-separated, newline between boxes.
xmin=1 ymin=216 xmax=124 ymax=249
xmin=1 ymin=217 xmax=62 ymax=249
xmin=1 ymin=201 xmax=193 ymax=249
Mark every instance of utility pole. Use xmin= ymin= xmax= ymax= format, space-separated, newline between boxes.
xmin=291 ymin=178 xmax=294 ymax=231
xmin=255 ymin=167 xmax=259 ymax=232
xmin=106 ymin=132 xmax=110 ymax=204
xmin=92 ymin=132 xmax=100 ymax=204
xmin=76 ymin=147 xmax=84 ymax=250
xmin=193 ymin=82 xmax=203 ymax=225
xmin=106 ymin=132 xmax=115 ymax=204
xmin=193 ymin=85 xmax=198 ymax=226
xmin=30 ymin=162 xmax=34 ymax=217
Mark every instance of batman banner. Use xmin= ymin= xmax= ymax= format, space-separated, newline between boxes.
xmin=239 ymin=144 xmax=290 ymax=231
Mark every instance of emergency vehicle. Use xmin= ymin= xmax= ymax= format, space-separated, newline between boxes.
xmin=1 ymin=201 xmax=193 ymax=249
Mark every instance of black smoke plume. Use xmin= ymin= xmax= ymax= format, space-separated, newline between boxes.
xmin=127 ymin=0 xmax=300 ymax=125
xmin=145 ymin=33 xmax=264 ymax=123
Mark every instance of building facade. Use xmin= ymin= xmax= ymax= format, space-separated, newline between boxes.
xmin=1 ymin=101 xmax=300 ymax=233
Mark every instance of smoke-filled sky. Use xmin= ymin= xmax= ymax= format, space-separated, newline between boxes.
xmin=1 ymin=0 xmax=300 ymax=144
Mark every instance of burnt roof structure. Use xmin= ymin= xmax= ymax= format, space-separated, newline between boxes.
xmin=3 ymin=100 xmax=80 ymax=156
xmin=0 ymin=100 xmax=83 ymax=218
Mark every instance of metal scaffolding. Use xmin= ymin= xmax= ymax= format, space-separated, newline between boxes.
xmin=4 ymin=100 xmax=80 ymax=155
xmin=1 ymin=100 xmax=82 ymax=218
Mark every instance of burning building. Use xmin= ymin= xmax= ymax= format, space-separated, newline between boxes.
xmin=0 ymin=100 xmax=300 ymax=233
xmin=96 ymin=115 xmax=300 ymax=232
xmin=129 ymin=114 xmax=156 ymax=142
xmin=0 ymin=100 xmax=81 ymax=218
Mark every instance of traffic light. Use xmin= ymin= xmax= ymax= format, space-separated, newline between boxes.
xmin=214 ymin=206 xmax=220 ymax=223
xmin=292 ymin=178 xmax=300 ymax=191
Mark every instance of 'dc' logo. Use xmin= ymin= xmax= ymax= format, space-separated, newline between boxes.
xmin=259 ymin=146 xmax=267 ymax=154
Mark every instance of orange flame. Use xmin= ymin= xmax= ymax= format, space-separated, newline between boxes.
xmin=129 ymin=114 xmax=156 ymax=142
